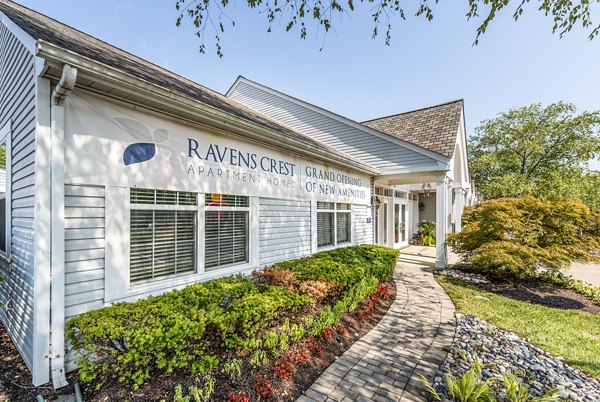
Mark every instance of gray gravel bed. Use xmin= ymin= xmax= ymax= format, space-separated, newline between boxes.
xmin=432 ymin=314 xmax=600 ymax=401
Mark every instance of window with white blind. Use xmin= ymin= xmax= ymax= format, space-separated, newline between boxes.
xmin=130 ymin=188 xmax=197 ymax=283
xmin=205 ymin=193 xmax=249 ymax=270
xmin=317 ymin=202 xmax=351 ymax=248
xmin=336 ymin=203 xmax=351 ymax=244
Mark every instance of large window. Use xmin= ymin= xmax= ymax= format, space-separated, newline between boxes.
xmin=317 ymin=202 xmax=351 ymax=248
xmin=130 ymin=189 xmax=197 ymax=283
xmin=205 ymin=194 xmax=249 ymax=270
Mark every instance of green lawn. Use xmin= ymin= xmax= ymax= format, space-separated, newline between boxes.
xmin=436 ymin=276 xmax=600 ymax=379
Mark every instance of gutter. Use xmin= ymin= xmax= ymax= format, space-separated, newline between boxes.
xmin=49 ymin=63 xmax=77 ymax=389
xmin=35 ymin=40 xmax=380 ymax=176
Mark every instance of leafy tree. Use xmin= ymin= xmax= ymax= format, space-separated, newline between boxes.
xmin=446 ymin=197 xmax=600 ymax=276
xmin=469 ymin=102 xmax=600 ymax=210
xmin=174 ymin=0 xmax=599 ymax=56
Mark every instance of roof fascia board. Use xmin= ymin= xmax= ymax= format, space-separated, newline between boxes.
xmin=377 ymin=163 xmax=451 ymax=176
xmin=0 ymin=11 xmax=36 ymax=54
xmin=36 ymin=41 xmax=379 ymax=176
xmin=451 ymin=112 xmax=470 ymax=188
xmin=228 ymin=77 xmax=451 ymax=164
xmin=459 ymin=107 xmax=470 ymax=181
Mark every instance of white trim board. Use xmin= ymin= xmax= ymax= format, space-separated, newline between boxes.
xmin=0 ymin=11 xmax=36 ymax=54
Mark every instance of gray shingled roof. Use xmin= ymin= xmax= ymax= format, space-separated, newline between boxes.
xmin=0 ymin=0 xmax=362 ymax=165
xmin=362 ymin=100 xmax=463 ymax=158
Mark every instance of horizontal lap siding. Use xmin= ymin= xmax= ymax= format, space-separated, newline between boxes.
xmin=419 ymin=193 xmax=436 ymax=223
xmin=259 ymin=198 xmax=311 ymax=266
xmin=0 ymin=23 xmax=36 ymax=371
xmin=352 ymin=205 xmax=372 ymax=245
xmin=229 ymin=82 xmax=439 ymax=170
xmin=64 ymin=184 xmax=105 ymax=371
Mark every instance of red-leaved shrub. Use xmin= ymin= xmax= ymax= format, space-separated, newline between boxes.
xmin=228 ymin=391 xmax=251 ymax=402
xmin=255 ymin=374 xmax=274 ymax=399
xmin=273 ymin=356 xmax=294 ymax=380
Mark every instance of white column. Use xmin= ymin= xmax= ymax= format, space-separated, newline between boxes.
xmin=32 ymin=77 xmax=52 ymax=386
xmin=454 ymin=188 xmax=464 ymax=233
xmin=435 ymin=175 xmax=448 ymax=269
xmin=50 ymin=94 xmax=68 ymax=389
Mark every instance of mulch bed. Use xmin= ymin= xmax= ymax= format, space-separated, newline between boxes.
xmin=0 ymin=281 xmax=396 ymax=402
xmin=455 ymin=265 xmax=600 ymax=315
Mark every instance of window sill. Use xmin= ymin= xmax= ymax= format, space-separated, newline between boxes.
xmin=317 ymin=242 xmax=353 ymax=252
xmin=106 ymin=262 xmax=254 ymax=304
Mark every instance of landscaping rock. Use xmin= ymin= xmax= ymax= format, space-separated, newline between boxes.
xmin=433 ymin=314 xmax=600 ymax=401
xmin=436 ymin=269 xmax=490 ymax=284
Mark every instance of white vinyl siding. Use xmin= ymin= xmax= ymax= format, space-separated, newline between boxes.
xmin=259 ymin=198 xmax=311 ymax=266
xmin=64 ymin=185 xmax=105 ymax=321
xmin=0 ymin=22 xmax=36 ymax=371
xmin=419 ymin=193 xmax=436 ymax=223
xmin=64 ymin=185 xmax=106 ymax=372
xmin=228 ymin=81 xmax=440 ymax=171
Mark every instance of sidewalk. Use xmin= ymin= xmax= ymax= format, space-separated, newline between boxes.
xmin=568 ymin=262 xmax=600 ymax=287
xmin=298 ymin=254 xmax=456 ymax=402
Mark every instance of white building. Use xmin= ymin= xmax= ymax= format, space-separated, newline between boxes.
xmin=0 ymin=1 xmax=474 ymax=388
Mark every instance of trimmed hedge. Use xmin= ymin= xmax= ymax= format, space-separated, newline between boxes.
xmin=67 ymin=245 xmax=399 ymax=389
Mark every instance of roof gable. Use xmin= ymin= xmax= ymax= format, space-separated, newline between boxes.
xmin=362 ymin=100 xmax=463 ymax=158
xmin=227 ymin=77 xmax=451 ymax=170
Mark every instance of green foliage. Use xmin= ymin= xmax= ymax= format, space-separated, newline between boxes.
xmin=68 ymin=275 xmax=309 ymax=388
xmin=538 ymin=272 xmax=600 ymax=305
xmin=175 ymin=0 xmax=600 ymax=56
xmin=68 ymin=245 xmax=398 ymax=390
xmin=447 ymin=197 xmax=600 ymax=276
xmin=419 ymin=356 xmax=496 ymax=402
xmin=502 ymin=372 xmax=560 ymax=402
xmin=223 ymin=358 xmax=242 ymax=380
xmin=419 ymin=221 xmax=436 ymax=246
xmin=469 ymin=102 xmax=600 ymax=212
xmin=437 ymin=276 xmax=600 ymax=379
xmin=0 ymin=143 xmax=5 ymax=170
xmin=276 ymin=244 xmax=398 ymax=290
xmin=172 ymin=376 xmax=215 ymax=402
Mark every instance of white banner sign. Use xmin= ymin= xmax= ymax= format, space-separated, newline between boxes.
xmin=65 ymin=91 xmax=370 ymax=205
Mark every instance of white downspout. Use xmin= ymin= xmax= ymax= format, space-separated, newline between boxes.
xmin=50 ymin=64 xmax=77 ymax=389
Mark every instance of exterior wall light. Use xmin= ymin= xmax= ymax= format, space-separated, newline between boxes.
xmin=371 ymin=196 xmax=381 ymax=209
xmin=421 ymin=183 xmax=432 ymax=197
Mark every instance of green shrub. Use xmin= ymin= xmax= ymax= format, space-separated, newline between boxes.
xmin=419 ymin=357 xmax=496 ymax=402
xmin=419 ymin=221 xmax=436 ymax=246
xmin=67 ymin=245 xmax=399 ymax=390
xmin=68 ymin=276 xmax=309 ymax=388
xmin=447 ymin=197 xmax=600 ymax=276
xmin=276 ymin=244 xmax=398 ymax=289
xmin=538 ymin=271 xmax=600 ymax=305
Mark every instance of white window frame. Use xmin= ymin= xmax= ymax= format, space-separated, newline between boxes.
xmin=129 ymin=189 xmax=199 ymax=284
xmin=204 ymin=193 xmax=250 ymax=271
xmin=105 ymin=187 xmax=257 ymax=303
xmin=316 ymin=202 xmax=352 ymax=250
xmin=0 ymin=121 xmax=12 ymax=259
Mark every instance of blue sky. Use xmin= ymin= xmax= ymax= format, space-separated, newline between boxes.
xmin=17 ymin=1 xmax=600 ymax=168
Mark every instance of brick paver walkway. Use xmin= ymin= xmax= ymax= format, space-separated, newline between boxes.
xmin=298 ymin=254 xmax=456 ymax=402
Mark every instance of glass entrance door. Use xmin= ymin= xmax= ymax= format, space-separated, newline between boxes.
xmin=401 ymin=204 xmax=407 ymax=243
xmin=394 ymin=201 xmax=408 ymax=247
